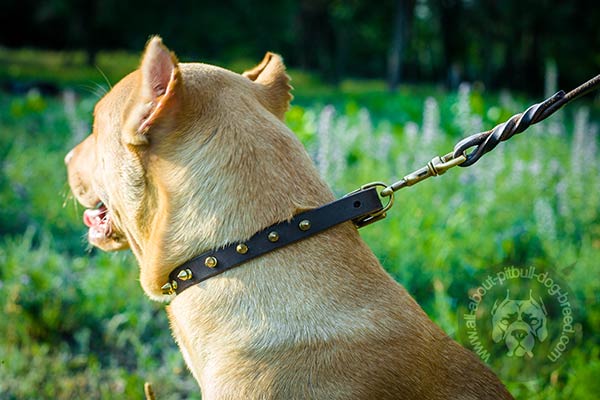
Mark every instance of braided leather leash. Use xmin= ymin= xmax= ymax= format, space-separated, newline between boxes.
xmin=162 ymin=74 xmax=600 ymax=296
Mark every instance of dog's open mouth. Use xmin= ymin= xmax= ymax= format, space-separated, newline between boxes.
xmin=84 ymin=201 xmax=112 ymax=238
xmin=83 ymin=201 xmax=128 ymax=251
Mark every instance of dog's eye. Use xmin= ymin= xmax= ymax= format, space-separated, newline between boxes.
xmin=522 ymin=312 xmax=539 ymax=326
xmin=500 ymin=318 xmax=509 ymax=326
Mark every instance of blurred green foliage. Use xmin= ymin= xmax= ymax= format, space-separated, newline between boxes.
xmin=2 ymin=0 xmax=599 ymax=92
xmin=0 ymin=64 xmax=599 ymax=399
xmin=0 ymin=47 xmax=140 ymax=90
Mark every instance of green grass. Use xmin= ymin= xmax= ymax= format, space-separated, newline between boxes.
xmin=0 ymin=52 xmax=599 ymax=398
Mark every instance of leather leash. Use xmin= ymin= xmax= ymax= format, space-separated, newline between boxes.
xmin=163 ymin=186 xmax=386 ymax=295
xmin=162 ymin=74 xmax=600 ymax=296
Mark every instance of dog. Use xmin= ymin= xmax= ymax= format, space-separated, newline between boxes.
xmin=65 ymin=36 xmax=513 ymax=399
xmin=491 ymin=290 xmax=548 ymax=358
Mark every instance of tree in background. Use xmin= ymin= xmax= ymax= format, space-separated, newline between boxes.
xmin=0 ymin=0 xmax=598 ymax=93
xmin=387 ymin=0 xmax=416 ymax=91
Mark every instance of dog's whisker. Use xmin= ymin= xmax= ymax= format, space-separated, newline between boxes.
xmin=60 ymin=185 xmax=73 ymax=208
xmin=78 ymin=82 xmax=108 ymax=99
xmin=95 ymin=65 xmax=113 ymax=91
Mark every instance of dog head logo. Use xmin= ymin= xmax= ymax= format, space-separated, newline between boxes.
xmin=491 ymin=290 xmax=548 ymax=358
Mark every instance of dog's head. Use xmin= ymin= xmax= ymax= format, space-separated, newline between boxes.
xmin=66 ymin=36 xmax=330 ymax=299
xmin=491 ymin=290 xmax=548 ymax=357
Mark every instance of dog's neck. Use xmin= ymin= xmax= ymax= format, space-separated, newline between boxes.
xmin=128 ymin=89 xmax=408 ymax=391
xmin=136 ymin=93 xmax=335 ymax=300
xmin=165 ymin=220 xmax=397 ymax=394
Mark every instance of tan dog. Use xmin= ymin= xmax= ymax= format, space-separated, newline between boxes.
xmin=65 ymin=36 xmax=513 ymax=399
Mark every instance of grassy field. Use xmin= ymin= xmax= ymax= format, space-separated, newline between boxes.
xmin=0 ymin=51 xmax=599 ymax=398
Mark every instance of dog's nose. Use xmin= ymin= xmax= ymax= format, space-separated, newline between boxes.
xmin=511 ymin=329 xmax=528 ymax=340
xmin=64 ymin=149 xmax=74 ymax=165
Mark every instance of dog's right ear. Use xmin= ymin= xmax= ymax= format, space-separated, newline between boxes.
xmin=123 ymin=36 xmax=181 ymax=145
xmin=243 ymin=52 xmax=293 ymax=121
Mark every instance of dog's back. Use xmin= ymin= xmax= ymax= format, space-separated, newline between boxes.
xmin=168 ymin=222 xmax=512 ymax=399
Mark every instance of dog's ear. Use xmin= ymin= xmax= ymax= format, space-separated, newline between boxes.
xmin=243 ymin=52 xmax=292 ymax=121
xmin=124 ymin=36 xmax=181 ymax=145
xmin=491 ymin=290 xmax=510 ymax=316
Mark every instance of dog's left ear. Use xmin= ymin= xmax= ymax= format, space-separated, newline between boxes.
xmin=243 ymin=52 xmax=292 ymax=121
xmin=124 ymin=36 xmax=181 ymax=145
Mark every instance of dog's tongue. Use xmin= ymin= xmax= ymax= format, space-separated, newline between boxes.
xmin=83 ymin=205 xmax=108 ymax=228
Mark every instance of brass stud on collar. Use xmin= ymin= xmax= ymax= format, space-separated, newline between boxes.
xmin=205 ymin=256 xmax=218 ymax=268
xmin=268 ymin=231 xmax=280 ymax=242
xmin=299 ymin=219 xmax=311 ymax=231
xmin=177 ymin=269 xmax=193 ymax=281
xmin=161 ymin=282 xmax=174 ymax=295
xmin=236 ymin=243 xmax=249 ymax=254
xmin=171 ymin=280 xmax=178 ymax=290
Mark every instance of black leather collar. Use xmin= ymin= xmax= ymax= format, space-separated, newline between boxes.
xmin=162 ymin=187 xmax=384 ymax=295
